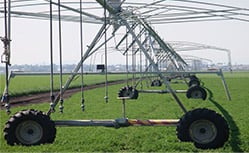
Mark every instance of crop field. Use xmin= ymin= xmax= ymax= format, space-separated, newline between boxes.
xmin=0 ymin=74 xmax=132 ymax=96
xmin=0 ymin=72 xmax=249 ymax=152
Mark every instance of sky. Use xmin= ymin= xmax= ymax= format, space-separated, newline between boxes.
xmin=0 ymin=0 xmax=249 ymax=66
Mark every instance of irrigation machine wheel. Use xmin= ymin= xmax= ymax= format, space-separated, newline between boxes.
xmin=176 ymin=108 xmax=229 ymax=149
xmin=189 ymin=75 xmax=198 ymax=80
xmin=188 ymin=79 xmax=200 ymax=87
xmin=186 ymin=85 xmax=207 ymax=100
xmin=151 ymin=79 xmax=162 ymax=87
xmin=118 ymin=86 xmax=138 ymax=99
xmin=4 ymin=109 xmax=56 ymax=146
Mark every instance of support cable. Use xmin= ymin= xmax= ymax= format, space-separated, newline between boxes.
xmin=57 ymin=0 xmax=64 ymax=113
xmin=79 ymin=0 xmax=85 ymax=111
xmin=49 ymin=0 xmax=55 ymax=113
xmin=104 ymin=0 xmax=108 ymax=103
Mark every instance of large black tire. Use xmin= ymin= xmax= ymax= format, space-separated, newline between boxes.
xmin=188 ymin=79 xmax=200 ymax=87
xmin=118 ymin=86 xmax=138 ymax=99
xmin=176 ymin=108 xmax=229 ymax=149
xmin=189 ymin=75 xmax=198 ymax=80
xmin=186 ymin=85 xmax=207 ymax=100
xmin=4 ymin=109 xmax=56 ymax=146
xmin=151 ymin=79 xmax=162 ymax=87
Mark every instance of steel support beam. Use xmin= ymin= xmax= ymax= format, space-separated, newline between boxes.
xmin=123 ymin=20 xmax=187 ymax=113
xmin=54 ymin=119 xmax=179 ymax=127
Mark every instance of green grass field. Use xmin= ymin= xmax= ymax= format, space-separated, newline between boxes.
xmin=0 ymin=74 xmax=131 ymax=96
xmin=1 ymin=72 xmax=249 ymax=152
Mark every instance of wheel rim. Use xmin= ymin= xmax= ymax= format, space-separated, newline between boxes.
xmin=189 ymin=120 xmax=217 ymax=144
xmin=191 ymin=90 xmax=202 ymax=98
xmin=15 ymin=120 xmax=43 ymax=145
xmin=155 ymin=80 xmax=160 ymax=86
xmin=124 ymin=90 xmax=132 ymax=97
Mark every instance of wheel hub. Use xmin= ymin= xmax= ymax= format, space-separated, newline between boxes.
xmin=191 ymin=90 xmax=202 ymax=98
xmin=15 ymin=120 xmax=43 ymax=145
xmin=199 ymin=128 xmax=206 ymax=134
xmin=27 ymin=129 xmax=34 ymax=135
xmin=189 ymin=120 xmax=217 ymax=144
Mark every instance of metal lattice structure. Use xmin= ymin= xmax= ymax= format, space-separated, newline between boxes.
xmin=1 ymin=0 xmax=249 ymax=149
xmin=167 ymin=41 xmax=232 ymax=71
xmin=1 ymin=0 xmax=249 ymax=23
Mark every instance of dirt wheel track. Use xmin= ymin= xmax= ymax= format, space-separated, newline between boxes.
xmin=1 ymin=80 xmax=126 ymax=109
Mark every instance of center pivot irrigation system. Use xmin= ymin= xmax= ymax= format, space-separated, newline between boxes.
xmin=1 ymin=0 xmax=249 ymax=149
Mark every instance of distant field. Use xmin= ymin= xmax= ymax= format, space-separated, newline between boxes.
xmin=0 ymin=71 xmax=249 ymax=152
xmin=0 ymin=73 xmax=132 ymax=96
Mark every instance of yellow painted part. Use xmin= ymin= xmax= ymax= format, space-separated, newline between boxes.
xmin=128 ymin=119 xmax=179 ymax=126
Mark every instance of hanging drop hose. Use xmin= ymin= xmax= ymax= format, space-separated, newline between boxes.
xmin=125 ymin=27 xmax=129 ymax=86
xmin=1 ymin=0 xmax=11 ymax=114
xmin=132 ymin=34 xmax=136 ymax=87
xmin=139 ymin=40 xmax=143 ymax=90
xmin=80 ymin=0 xmax=85 ymax=111
xmin=139 ymin=25 xmax=143 ymax=90
xmin=58 ymin=0 xmax=64 ymax=113
xmin=49 ymin=0 xmax=55 ymax=113
xmin=104 ymin=0 xmax=108 ymax=103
